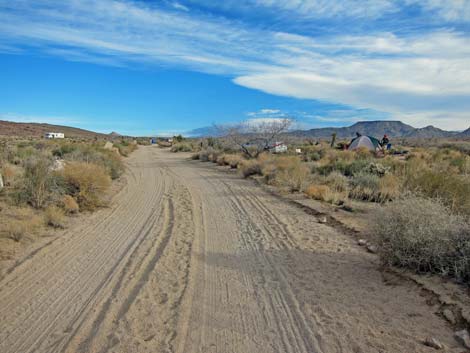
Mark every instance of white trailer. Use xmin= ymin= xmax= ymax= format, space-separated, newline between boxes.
xmin=45 ymin=132 xmax=65 ymax=139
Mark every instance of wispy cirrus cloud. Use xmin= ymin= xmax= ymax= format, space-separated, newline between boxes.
xmin=0 ymin=0 xmax=469 ymax=129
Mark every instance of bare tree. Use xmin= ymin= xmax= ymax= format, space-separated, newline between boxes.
xmin=215 ymin=118 xmax=292 ymax=158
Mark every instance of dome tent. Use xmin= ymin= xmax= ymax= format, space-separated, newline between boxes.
xmin=348 ymin=135 xmax=381 ymax=151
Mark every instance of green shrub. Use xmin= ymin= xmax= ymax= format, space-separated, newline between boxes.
xmin=349 ymin=172 xmax=381 ymax=201
xmin=18 ymin=156 xmax=64 ymax=209
xmin=404 ymin=167 xmax=470 ymax=215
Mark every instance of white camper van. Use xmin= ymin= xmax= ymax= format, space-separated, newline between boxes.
xmin=45 ymin=132 xmax=65 ymax=139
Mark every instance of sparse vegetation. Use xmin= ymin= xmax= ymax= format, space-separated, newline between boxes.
xmin=373 ymin=196 xmax=470 ymax=283
xmin=0 ymin=137 xmax=135 ymax=250
xmin=185 ymin=137 xmax=470 ymax=285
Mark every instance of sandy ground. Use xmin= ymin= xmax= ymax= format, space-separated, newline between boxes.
xmin=0 ymin=146 xmax=464 ymax=353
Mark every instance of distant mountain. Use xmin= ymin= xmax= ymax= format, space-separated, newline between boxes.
xmin=291 ymin=120 xmax=416 ymax=139
xmin=109 ymin=131 xmax=122 ymax=137
xmin=0 ymin=120 xmax=109 ymax=139
xmin=457 ymin=127 xmax=470 ymax=138
xmin=186 ymin=126 xmax=221 ymax=137
xmin=404 ymin=125 xmax=458 ymax=138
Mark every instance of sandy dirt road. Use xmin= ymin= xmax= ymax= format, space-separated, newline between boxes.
xmin=0 ymin=147 xmax=462 ymax=353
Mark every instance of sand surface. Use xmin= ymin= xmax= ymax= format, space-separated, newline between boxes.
xmin=0 ymin=146 xmax=462 ymax=352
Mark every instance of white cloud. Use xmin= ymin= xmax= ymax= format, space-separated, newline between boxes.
xmin=0 ymin=1 xmax=469 ymax=129
xmin=408 ymin=0 xmax=470 ymax=22
xmin=171 ymin=2 xmax=190 ymax=11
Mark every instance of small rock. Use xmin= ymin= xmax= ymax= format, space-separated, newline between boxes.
xmin=443 ymin=309 xmax=456 ymax=325
xmin=318 ymin=216 xmax=327 ymax=224
xmin=454 ymin=329 xmax=470 ymax=349
xmin=423 ymin=337 xmax=444 ymax=350
xmin=357 ymin=239 xmax=367 ymax=246
xmin=366 ymin=244 xmax=378 ymax=254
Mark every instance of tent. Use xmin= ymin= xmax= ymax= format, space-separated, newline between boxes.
xmin=348 ymin=135 xmax=381 ymax=151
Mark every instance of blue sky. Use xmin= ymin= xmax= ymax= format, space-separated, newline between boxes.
xmin=1 ymin=0 xmax=469 ymax=135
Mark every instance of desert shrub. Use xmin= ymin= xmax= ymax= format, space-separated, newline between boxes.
xmin=305 ymin=184 xmax=331 ymax=201
xmin=114 ymin=140 xmax=138 ymax=157
xmin=239 ymin=158 xmax=263 ymax=178
xmin=1 ymin=164 xmax=19 ymax=186
xmin=191 ymin=153 xmax=200 ymax=160
xmin=315 ymin=157 xmax=371 ymax=177
xmin=44 ymin=205 xmax=66 ymax=228
xmin=61 ymin=162 xmax=111 ymax=211
xmin=171 ymin=143 xmax=192 ymax=153
xmin=373 ymin=196 xmax=470 ymax=283
xmin=324 ymin=171 xmax=349 ymax=193
xmin=366 ymin=162 xmax=390 ymax=176
xmin=404 ymin=167 xmax=470 ymax=215
xmin=198 ymin=149 xmax=212 ymax=162
xmin=378 ymin=174 xmax=401 ymax=201
xmin=216 ymin=155 xmax=228 ymax=166
xmin=272 ymin=156 xmax=309 ymax=192
xmin=1 ymin=208 xmax=43 ymax=241
xmin=52 ymin=143 xmax=77 ymax=157
xmin=18 ymin=156 xmax=63 ymax=209
xmin=208 ymin=151 xmax=221 ymax=163
xmin=64 ymin=144 xmax=124 ymax=180
xmin=349 ymin=172 xmax=381 ymax=201
xmin=226 ymin=154 xmax=243 ymax=169
xmin=62 ymin=194 xmax=79 ymax=214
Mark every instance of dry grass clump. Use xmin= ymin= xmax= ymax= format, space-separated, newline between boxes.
xmin=61 ymin=195 xmax=79 ymax=214
xmin=239 ymin=158 xmax=264 ymax=178
xmin=349 ymin=172 xmax=381 ymax=201
xmin=170 ymin=143 xmax=193 ymax=153
xmin=271 ymin=156 xmax=309 ymax=191
xmin=324 ymin=171 xmax=349 ymax=193
xmin=403 ymin=160 xmax=470 ymax=215
xmin=208 ymin=151 xmax=221 ymax=163
xmin=1 ymin=163 xmax=19 ymax=186
xmin=198 ymin=149 xmax=212 ymax=162
xmin=378 ymin=174 xmax=401 ymax=201
xmin=61 ymin=162 xmax=111 ymax=211
xmin=114 ymin=140 xmax=138 ymax=157
xmin=373 ymin=196 xmax=470 ymax=283
xmin=0 ymin=207 xmax=43 ymax=242
xmin=305 ymin=184 xmax=331 ymax=201
xmin=224 ymin=154 xmax=243 ymax=169
xmin=44 ymin=205 xmax=66 ymax=228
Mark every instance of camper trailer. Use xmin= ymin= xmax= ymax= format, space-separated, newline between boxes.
xmin=269 ymin=142 xmax=288 ymax=153
xmin=45 ymin=132 xmax=65 ymax=139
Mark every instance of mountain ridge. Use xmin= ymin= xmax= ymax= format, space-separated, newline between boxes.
xmin=189 ymin=120 xmax=466 ymax=139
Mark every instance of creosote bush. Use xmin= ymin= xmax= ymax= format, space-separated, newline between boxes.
xmin=373 ymin=196 xmax=470 ymax=283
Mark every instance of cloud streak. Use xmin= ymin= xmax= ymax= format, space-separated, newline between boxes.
xmin=0 ymin=0 xmax=469 ymax=129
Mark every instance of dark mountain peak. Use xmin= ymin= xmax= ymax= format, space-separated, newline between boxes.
xmin=458 ymin=127 xmax=470 ymax=137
